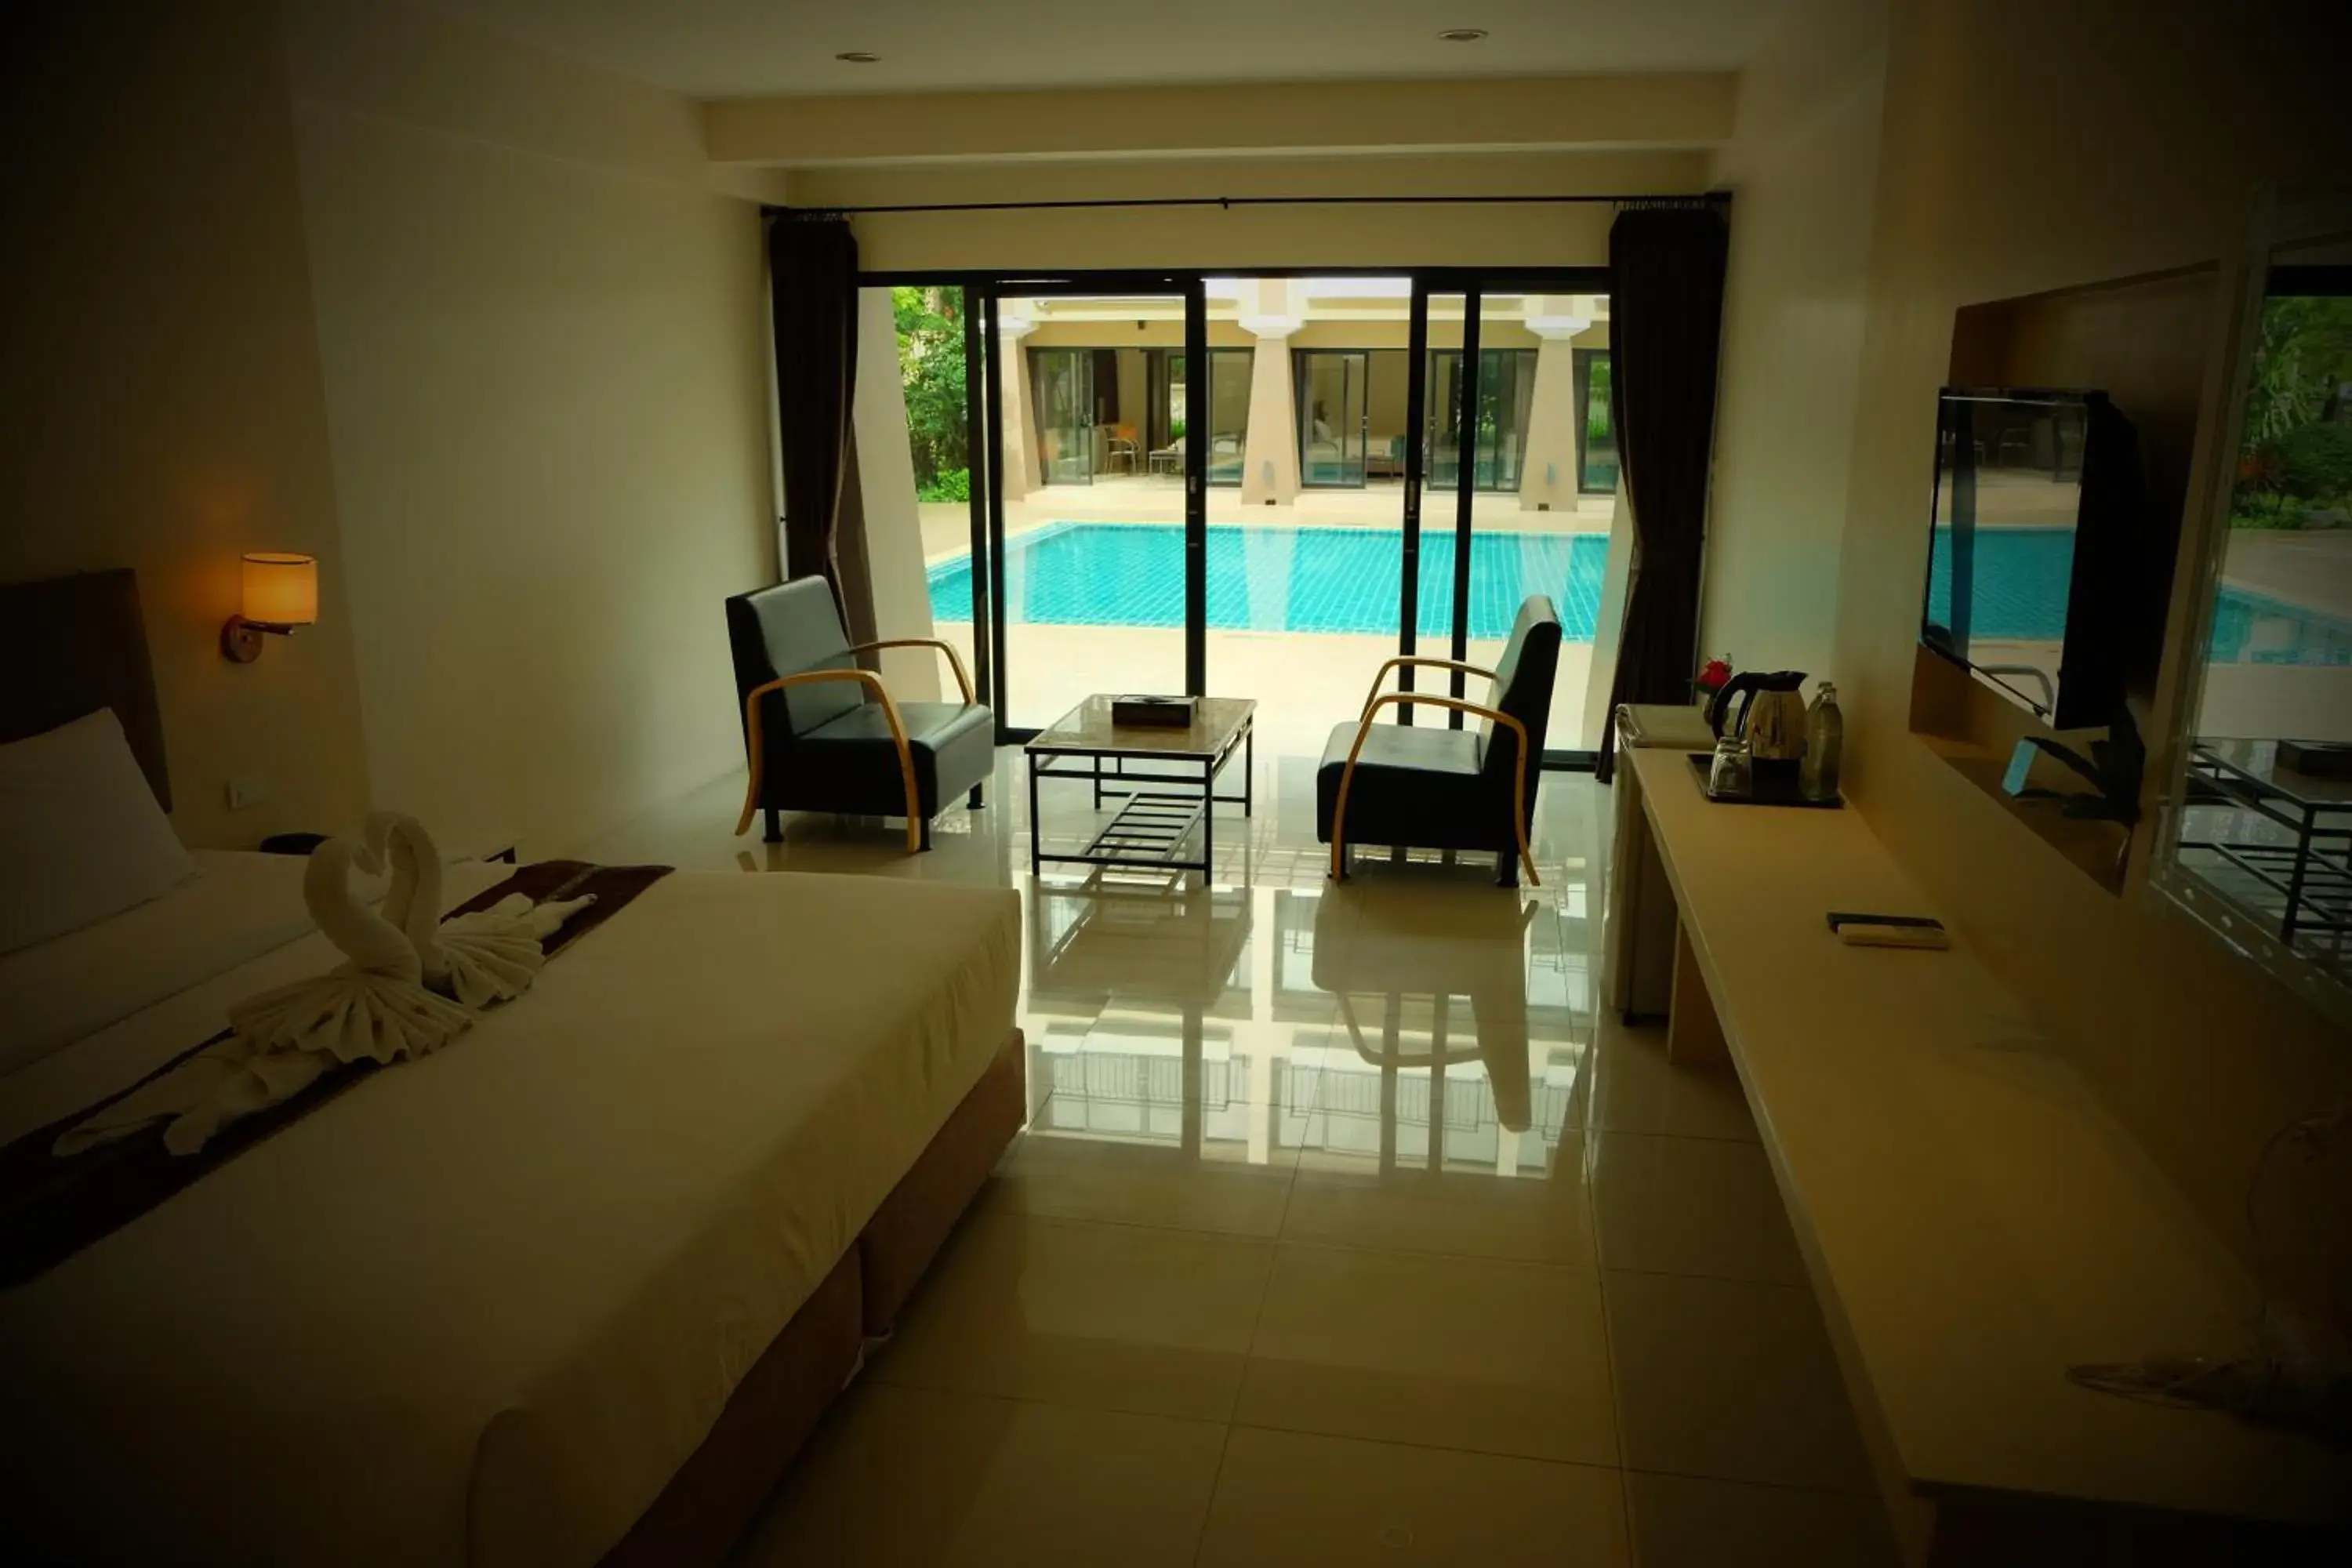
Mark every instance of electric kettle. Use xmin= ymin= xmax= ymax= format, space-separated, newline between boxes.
xmin=1708 ymin=670 xmax=1809 ymax=763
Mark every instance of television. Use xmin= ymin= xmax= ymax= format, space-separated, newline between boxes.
xmin=1921 ymin=387 xmax=2151 ymax=731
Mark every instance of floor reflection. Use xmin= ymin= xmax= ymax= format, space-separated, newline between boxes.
xmin=1018 ymin=866 xmax=1593 ymax=1187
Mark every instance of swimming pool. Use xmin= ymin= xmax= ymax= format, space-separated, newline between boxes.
xmin=929 ymin=521 xmax=2352 ymax=663
xmin=927 ymin=522 xmax=1609 ymax=641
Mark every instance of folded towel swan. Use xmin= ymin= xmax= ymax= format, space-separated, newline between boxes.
xmin=226 ymin=833 xmax=477 ymax=1065
xmin=369 ymin=811 xmax=594 ymax=1009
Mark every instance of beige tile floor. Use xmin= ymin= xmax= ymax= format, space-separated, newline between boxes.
xmin=575 ymin=746 xmax=1902 ymax=1567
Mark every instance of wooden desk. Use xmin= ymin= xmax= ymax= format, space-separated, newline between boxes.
xmin=1628 ymin=747 xmax=2350 ymax=1562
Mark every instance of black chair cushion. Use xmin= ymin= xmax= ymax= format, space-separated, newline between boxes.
xmin=1315 ymin=720 xmax=1504 ymax=852
xmin=789 ymin=700 xmax=995 ymax=817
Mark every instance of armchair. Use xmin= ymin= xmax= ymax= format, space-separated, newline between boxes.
xmin=1316 ymin=595 xmax=1563 ymax=887
xmin=724 ymin=578 xmax=993 ymax=851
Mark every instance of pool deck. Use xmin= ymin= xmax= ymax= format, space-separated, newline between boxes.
xmin=935 ymin=618 xmax=1601 ymax=761
xmin=2221 ymin=528 xmax=2352 ymax=618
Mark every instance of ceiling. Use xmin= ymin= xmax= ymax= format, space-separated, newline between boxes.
xmin=419 ymin=0 xmax=1788 ymax=100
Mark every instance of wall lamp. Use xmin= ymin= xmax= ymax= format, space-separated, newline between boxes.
xmin=221 ymin=552 xmax=318 ymax=662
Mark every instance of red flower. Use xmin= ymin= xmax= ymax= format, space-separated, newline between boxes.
xmin=1698 ymin=658 xmax=1733 ymax=691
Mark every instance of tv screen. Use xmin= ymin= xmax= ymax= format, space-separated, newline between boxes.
xmin=1922 ymin=388 xmax=2144 ymax=730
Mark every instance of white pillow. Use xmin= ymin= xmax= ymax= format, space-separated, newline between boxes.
xmin=0 ymin=709 xmax=196 ymax=956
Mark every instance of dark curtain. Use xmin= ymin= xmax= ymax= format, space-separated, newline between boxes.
xmin=768 ymin=216 xmax=861 ymax=601
xmin=833 ymin=433 xmax=881 ymax=653
xmin=1595 ymin=205 xmax=1730 ymax=783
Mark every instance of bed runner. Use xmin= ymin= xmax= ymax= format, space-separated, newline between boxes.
xmin=0 ymin=860 xmax=671 ymax=1289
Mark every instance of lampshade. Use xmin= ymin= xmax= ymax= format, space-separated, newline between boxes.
xmin=241 ymin=553 xmax=318 ymax=629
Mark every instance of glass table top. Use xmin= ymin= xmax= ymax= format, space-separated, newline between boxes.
xmin=1026 ymin=695 xmax=1257 ymax=759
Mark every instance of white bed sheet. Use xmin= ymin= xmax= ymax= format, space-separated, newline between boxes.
xmin=0 ymin=869 xmax=1019 ymax=1568
xmin=0 ymin=849 xmax=402 ymax=1080
xmin=0 ymin=851 xmax=477 ymax=1138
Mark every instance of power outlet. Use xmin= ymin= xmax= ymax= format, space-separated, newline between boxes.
xmin=226 ymin=775 xmax=270 ymax=811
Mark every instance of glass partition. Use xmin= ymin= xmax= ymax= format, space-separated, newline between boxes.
xmin=2155 ymin=240 xmax=2352 ymax=1016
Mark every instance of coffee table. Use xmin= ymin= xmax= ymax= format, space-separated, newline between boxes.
xmin=1025 ymin=695 xmax=1254 ymax=882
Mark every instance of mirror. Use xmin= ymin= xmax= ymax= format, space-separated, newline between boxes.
xmin=2152 ymin=201 xmax=2352 ymax=1022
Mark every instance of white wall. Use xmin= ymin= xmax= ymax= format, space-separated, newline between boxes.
xmin=1788 ymin=0 xmax=2352 ymax=1313
xmin=281 ymin=0 xmax=778 ymax=855
xmin=1700 ymin=0 xmax=1889 ymax=684
xmin=1 ymin=1 xmax=373 ymax=848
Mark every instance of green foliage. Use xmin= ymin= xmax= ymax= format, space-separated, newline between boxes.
xmin=2276 ymin=421 xmax=2352 ymax=503
xmin=916 ymin=467 xmax=971 ymax=504
xmin=2245 ymin=296 xmax=2352 ymax=442
xmin=1167 ymin=418 xmax=1186 ymax=441
xmin=1585 ymin=356 xmax=1613 ymax=443
xmin=892 ymin=286 xmax=967 ymax=488
xmin=2230 ymin=293 xmax=2352 ymax=528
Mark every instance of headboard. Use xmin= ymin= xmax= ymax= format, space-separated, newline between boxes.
xmin=0 ymin=569 xmax=171 ymax=810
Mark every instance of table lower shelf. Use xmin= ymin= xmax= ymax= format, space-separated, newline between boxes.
xmin=1036 ymin=790 xmax=1211 ymax=874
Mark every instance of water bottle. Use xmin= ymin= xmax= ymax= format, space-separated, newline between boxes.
xmin=1801 ymin=682 xmax=1843 ymax=802
xmin=1708 ymin=736 xmax=1753 ymax=799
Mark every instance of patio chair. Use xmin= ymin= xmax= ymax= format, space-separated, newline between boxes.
xmin=725 ymin=577 xmax=993 ymax=851
xmin=1104 ymin=423 xmax=1141 ymax=474
xmin=1316 ymin=594 xmax=1562 ymax=887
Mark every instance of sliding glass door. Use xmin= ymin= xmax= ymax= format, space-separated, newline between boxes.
xmin=888 ymin=267 xmax=1608 ymax=764
xmin=975 ymin=278 xmax=1207 ymax=736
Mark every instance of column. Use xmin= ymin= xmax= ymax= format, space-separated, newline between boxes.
xmin=850 ymin=288 xmax=942 ymax=699
xmin=996 ymin=306 xmax=1038 ymax=501
xmin=1518 ymin=295 xmax=1592 ymax=512
xmin=1240 ymin=281 xmax=1302 ymax=506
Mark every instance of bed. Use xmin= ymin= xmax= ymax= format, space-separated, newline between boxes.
xmin=0 ymin=570 xmax=1025 ymax=1566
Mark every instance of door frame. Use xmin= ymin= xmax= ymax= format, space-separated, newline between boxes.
xmin=868 ymin=265 xmax=1607 ymax=768
xmin=967 ymin=273 xmax=1207 ymax=741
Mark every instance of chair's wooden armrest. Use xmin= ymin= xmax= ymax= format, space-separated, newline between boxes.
xmin=1359 ymin=655 xmax=1499 ymax=720
xmin=734 ymin=669 xmax=922 ymax=851
xmin=848 ymin=637 xmax=978 ymax=706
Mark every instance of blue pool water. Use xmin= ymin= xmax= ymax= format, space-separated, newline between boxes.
xmin=928 ymin=522 xmax=1609 ymax=641
xmin=931 ymin=522 xmax=2351 ymax=663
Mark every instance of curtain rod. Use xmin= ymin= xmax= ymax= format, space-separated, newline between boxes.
xmin=768 ymin=191 xmax=1728 ymax=219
